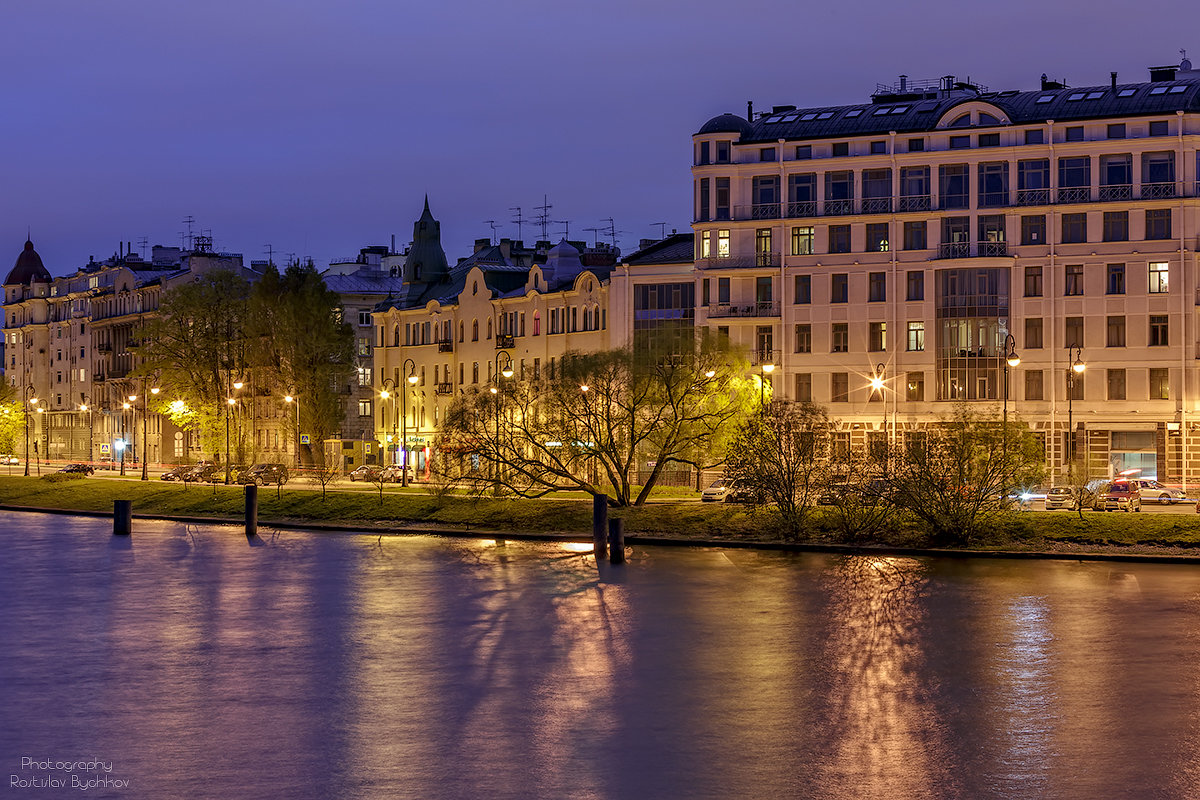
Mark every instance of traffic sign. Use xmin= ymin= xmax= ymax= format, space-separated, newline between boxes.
xmin=300 ymin=434 xmax=310 ymax=445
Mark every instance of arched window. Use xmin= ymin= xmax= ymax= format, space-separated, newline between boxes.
xmin=472 ymin=320 xmax=478 ymax=341
xmin=458 ymin=321 xmax=464 ymax=342
xmin=487 ymin=318 xmax=492 ymax=339
xmin=948 ymin=113 xmax=971 ymax=128
xmin=979 ymin=112 xmax=1000 ymax=125
xmin=392 ymin=325 xmax=400 ymax=347
xmin=533 ymin=311 xmax=540 ymax=336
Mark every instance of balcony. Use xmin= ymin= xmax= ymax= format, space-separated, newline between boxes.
xmin=751 ymin=348 xmax=778 ymax=367
xmin=749 ymin=203 xmax=781 ymax=220
xmin=706 ymin=302 xmax=781 ymax=319
xmin=437 ymin=340 xmax=454 ymax=353
xmin=92 ymin=374 xmax=106 ymax=383
xmin=495 ymin=333 xmax=515 ymax=349
xmin=823 ymin=199 xmax=854 ymax=216
xmin=897 ymin=195 xmax=931 ymax=212
xmin=861 ymin=197 xmax=892 ymax=214
xmin=934 ymin=241 xmax=1008 ymax=259
xmin=435 ymin=382 xmax=453 ymax=395
xmin=1098 ymin=184 xmax=1133 ymax=202
xmin=1016 ymin=188 xmax=1050 ymax=206
xmin=1057 ymin=186 xmax=1091 ymax=203
xmin=1142 ymin=182 xmax=1177 ymax=199
xmin=96 ymin=343 xmax=112 ymax=353
xmin=786 ymin=200 xmax=817 ymax=218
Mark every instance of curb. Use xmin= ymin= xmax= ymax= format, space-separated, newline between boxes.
xmin=5 ymin=503 xmax=1200 ymax=565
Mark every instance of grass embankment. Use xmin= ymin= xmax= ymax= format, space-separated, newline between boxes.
xmin=5 ymin=475 xmax=1200 ymax=554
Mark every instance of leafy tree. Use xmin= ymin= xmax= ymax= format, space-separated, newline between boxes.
xmin=725 ymin=400 xmax=832 ymax=539
xmin=246 ymin=260 xmax=354 ymax=467
xmin=138 ymin=269 xmax=251 ymax=460
xmin=890 ymin=406 xmax=1045 ymax=545
xmin=436 ymin=335 xmax=755 ymax=506
xmin=0 ymin=383 xmax=21 ymax=454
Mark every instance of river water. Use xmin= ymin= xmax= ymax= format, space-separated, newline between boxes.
xmin=3 ymin=511 xmax=1200 ymax=799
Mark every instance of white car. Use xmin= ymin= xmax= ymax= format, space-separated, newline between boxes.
xmin=1133 ymin=479 xmax=1186 ymax=505
xmin=701 ymin=479 xmax=731 ymax=502
xmin=0 ymin=454 xmax=18 ymax=465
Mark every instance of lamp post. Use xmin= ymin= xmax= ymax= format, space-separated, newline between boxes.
xmin=1002 ymin=334 xmax=1021 ymax=473
xmin=870 ymin=363 xmax=887 ymax=474
xmin=225 ymin=380 xmax=243 ymax=485
xmin=492 ymin=352 xmax=514 ymax=485
xmin=140 ymin=386 xmax=159 ymax=481
xmin=79 ymin=399 xmax=93 ymax=466
xmin=284 ymin=395 xmax=300 ymax=469
xmin=1066 ymin=346 xmax=1086 ymax=471
xmin=23 ymin=386 xmax=36 ymax=477
xmin=759 ymin=352 xmax=775 ymax=414
xmin=120 ymin=400 xmax=131 ymax=476
xmin=400 ymin=358 xmax=418 ymax=487
xmin=380 ymin=378 xmax=398 ymax=467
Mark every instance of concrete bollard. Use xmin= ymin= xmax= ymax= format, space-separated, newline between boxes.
xmin=113 ymin=500 xmax=132 ymax=536
xmin=244 ymin=484 xmax=258 ymax=537
xmin=608 ymin=517 xmax=625 ymax=565
xmin=592 ymin=493 xmax=608 ymax=560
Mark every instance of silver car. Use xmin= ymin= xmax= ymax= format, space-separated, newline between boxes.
xmin=1133 ymin=479 xmax=1186 ymax=505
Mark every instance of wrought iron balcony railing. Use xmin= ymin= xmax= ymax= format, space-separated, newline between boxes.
xmin=934 ymin=241 xmax=1008 ymax=259
xmin=1057 ymin=186 xmax=1091 ymax=203
xmin=495 ymin=333 xmax=515 ymax=349
xmin=1098 ymin=184 xmax=1133 ymax=201
xmin=1016 ymin=188 xmax=1050 ymax=205
xmin=706 ymin=302 xmax=781 ymax=319
xmin=897 ymin=195 xmax=931 ymax=211
xmin=435 ymin=382 xmax=453 ymax=395
xmin=437 ymin=340 xmax=454 ymax=353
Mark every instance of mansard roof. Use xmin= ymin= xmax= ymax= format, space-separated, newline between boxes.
xmin=700 ymin=74 xmax=1200 ymax=143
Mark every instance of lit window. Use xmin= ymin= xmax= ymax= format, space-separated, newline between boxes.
xmin=1149 ymin=262 xmax=1169 ymax=293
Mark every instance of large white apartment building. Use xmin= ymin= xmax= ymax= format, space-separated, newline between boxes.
xmin=693 ymin=61 xmax=1200 ymax=482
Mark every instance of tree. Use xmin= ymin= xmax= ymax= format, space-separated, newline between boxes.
xmin=890 ymin=406 xmax=1045 ymax=545
xmin=246 ymin=260 xmax=354 ymax=467
xmin=436 ymin=335 xmax=755 ymax=506
xmin=0 ymin=383 xmax=21 ymax=455
xmin=138 ymin=269 xmax=252 ymax=460
xmin=726 ymin=401 xmax=833 ymax=539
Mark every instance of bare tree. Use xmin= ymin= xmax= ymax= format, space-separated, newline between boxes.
xmin=436 ymin=336 xmax=755 ymax=506
xmin=826 ymin=439 xmax=896 ymax=543
xmin=725 ymin=400 xmax=832 ymax=539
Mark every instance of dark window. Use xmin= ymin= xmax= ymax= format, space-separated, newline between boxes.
xmin=1106 ymin=263 xmax=1125 ymax=295
xmin=1146 ymin=209 xmax=1172 ymax=240
xmin=832 ymin=373 xmax=848 ymax=402
xmin=1142 ymin=151 xmax=1175 ymax=186
xmin=831 ymin=323 xmax=848 ymax=353
xmin=906 ymin=270 xmax=924 ymax=301
xmin=795 ymin=373 xmax=812 ymax=402
xmin=1024 ymin=129 xmax=1044 ymax=144
xmin=718 ymin=277 xmax=730 ymax=304
xmin=1067 ymin=371 xmax=1084 ymax=401
xmin=794 ymin=274 xmax=811 ymax=304
xmin=1101 ymin=153 xmax=1132 ymax=195
xmin=949 ymin=135 xmax=971 ymax=149
xmin=1107 ymin=123 xmax=1126 ymax=139
xmin=868 ymin=272 xmax=886 ymax=302
xmin=831 ymin=273 xmax=848 ymax=303
xmin=1106 ymin=315 xmax=1126 ymax=347
xmin=788 ymin=173 xmax=817 ymax=213
xmin=698 ymin=141 xmax=710 ymax=165
xmin=716 ymin=141 xmax=730 ymax=163
xmin=697 ymin=178 xmax=710 ymax=222
xmin=1025 ymin=370 xmax=1044 ymax=400
xmin=1018 ymin=159 xmax=1050 ymax=196
xmin=1107 ymin=369 xmax=1126 ymax=400
xmin=1065 ymin=317 xmax=1083 ymax=348
xmin=1150 ymin=120 xmax=1169 ymax=137
xmin=760 ymin=147 xmax=777 ymax=162
xmin=903 ymin=221 xmax=927 ymax=250
xmin=1064 ymin=126 xmax=1084 ymax=141
xmin=795 ymin=145 xmax=812 ymax=159
xmin=794 ymin=324 xmax=812 ymax=353
xmin=978 ymin=162 xmax=1009 ymax=206
xmin=715 ymin=178 xmax=730 ymax=220
xmin=978 ymin=133 xmax=1000 ymax=147
xmin=1061 ymin=213 xmax=1087 ymax=244
xmin=939 ymin=164 xmax=969 ymax=208
xmin=870 ymin=140 xmax=887 ymax=154
xmin=1025 ymin=317 xmax=1043 ymax=349
xmin=1150 ymin=315 xmax=1169 ymax=346
xmin=868 ymin=322 xmax=886 ymax=352
xmin=1064 ymin=264 xmax=1084 ymax=296
xmin=1150 ymin=368 xmax=1169 ymax=399
xmin=1103 ymin=211 xmax=1128 ymax=242
xmin=1021 ymin=215 xmax=1047 ymax=245
xmin=908 ymin=138 xmax=925 ymax=152
xmin=832 ymin=142 xmax=849 ymax=157
xmin=828 ymin=225 xmax=851 ymax=253
xmin=865 ymin=223 xmax=889 ymax=252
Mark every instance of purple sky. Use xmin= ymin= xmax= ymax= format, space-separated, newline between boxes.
xmin=5 ymin=0 xmax=1194 ymax=274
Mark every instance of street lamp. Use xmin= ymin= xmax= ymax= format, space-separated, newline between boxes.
xmin=400 ymin=358 xmax=417 ymax=487
xmin=1002 ymin=333 xmax=1021 ymax=469
xmin=121 ymin=400 xmax=131 ymax=476
xmin=870 ymin=363 xmax=887 ymax=473
xmin=759 ymin=354 xmax=775 ymax=413
xmin=380 ymin=378 xmax=399 ymax=468
xmin=284 ymin=395 xmax=300 ymax=469
xmin=23 ymin=386 xmax=36 ymax=477
xmin=491 ymin=352 xmax=514 ymax=484
xmin=34 ymin=406 xmax=44 ymax=475
xmin=79 ymin=400 xmax=93 ymax=466
xmin=225 ymin=380 xmax=243 ymax=485
xmin=1066 ymin=346 xmax=1086 ymax=469
xmin=140 ymin=386 xmax=159 ymax=481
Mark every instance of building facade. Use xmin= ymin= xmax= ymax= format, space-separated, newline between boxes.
xmin=692 ymin=62 xmax=1200 ymax=482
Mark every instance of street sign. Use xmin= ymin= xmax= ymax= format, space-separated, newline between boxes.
xmin=100 ymin=443 xmax=111 ymax=454
xmin=300 ymin=434 xmax=310 ymax=445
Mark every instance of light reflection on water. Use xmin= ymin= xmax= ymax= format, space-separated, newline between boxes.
xmin=3 ymin=512 xmax=1200 ymax=799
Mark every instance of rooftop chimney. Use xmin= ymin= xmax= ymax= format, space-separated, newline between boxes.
xmin=747 ymin=100 xmax=754 ymax=121
xmin=899 ymin=74 xmax=907 ymax=92
xmin=1111 ymin=71 xmax=1118 ymax=89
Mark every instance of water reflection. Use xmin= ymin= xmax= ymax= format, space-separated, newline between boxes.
xmin=4 ymin=512 xmax=1200 ymax=799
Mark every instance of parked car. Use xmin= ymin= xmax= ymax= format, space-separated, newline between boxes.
xmin=0 ymin=453 xmax=18 ymax=465
xmin=160 ymin=465 xmax=193 ymax=481
xmin=183 ymin=463 xmax=220 ymax=483
xmin=1132 ymin=479 xmax=1186 ymax=505
xmin=1094 ymin=480 xmax=1142 ymax=512
xmin=378 ymin=464 xmax=414 ymax=484
xmin=242 ymin=463 xmax=289 ymax=486
xmin=701 ymin=479 xmax=733 ymax=502
xmin=817 ymin=479 xmax=851 ymax=506
xmin=57 ymin=463 xmax=94 ymax=476
xmin=348 ymin=465 xmax=381 ymax=482
xmin=1044 ymin=487 xmax=1081 ymax=511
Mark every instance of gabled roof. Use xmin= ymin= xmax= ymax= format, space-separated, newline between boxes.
xmin=624 ymin=233 xmax=694 ymax=266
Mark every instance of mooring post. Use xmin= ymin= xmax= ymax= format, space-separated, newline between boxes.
xmin=608 ymin=517 xmax=625 ymax=565
xmin=244 ymin=484 xmax=258 ymax=537
xmin=113 ymin=499 xmax=132 ymax=536
xmin=592 ymin=493 xmax=608 ymax=560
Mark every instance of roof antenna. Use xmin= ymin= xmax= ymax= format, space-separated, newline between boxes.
xmin=138 ymin=236 xmax=148 ymax=259
xmin=534 ymin=195 xmax=552 ymax=242
xmin=509 ymin=206 xmax=523 ymax=241
xmin=583 ymin=227 xmax=602 ymax=248
xmin=651 ymin=222 xmax=667 ymax=239
xmin=483 ymin=220 xmax=498 ymax=245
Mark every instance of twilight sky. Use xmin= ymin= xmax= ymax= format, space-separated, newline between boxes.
xmin=5 ymin=0 xmax=1196 ymax=275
